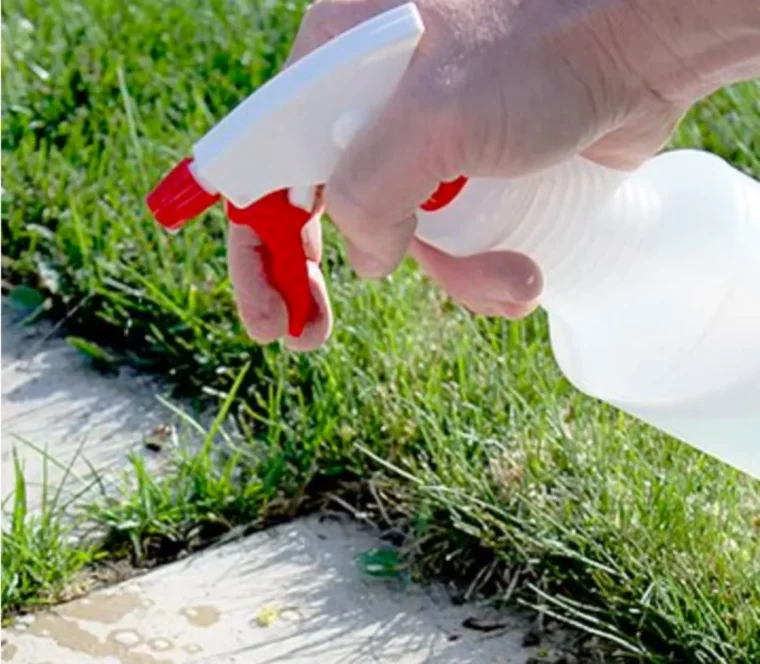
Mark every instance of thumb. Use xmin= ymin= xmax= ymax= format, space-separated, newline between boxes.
xmin=325 ymin=86 xmax=444 ymax=277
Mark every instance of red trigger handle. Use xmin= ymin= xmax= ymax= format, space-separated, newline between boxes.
xmin=227 ymin=190 xmax=316 ymax=338
xmin=227 ymin=177 xmax=468 ymax=339
xmin=422 ymin=176 xmax=469 ymax=212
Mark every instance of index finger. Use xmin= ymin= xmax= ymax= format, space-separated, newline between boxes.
xmin=286 ymin=0 xmax=401 ymax=65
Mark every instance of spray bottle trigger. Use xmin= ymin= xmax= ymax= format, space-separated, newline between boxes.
xmin=421 ymin=176 xmax=469 ymax=212
xmin=224 ymin=175 xmax=466 ymax=340
xmin=226 ymin=190 xmax=317 ymax=338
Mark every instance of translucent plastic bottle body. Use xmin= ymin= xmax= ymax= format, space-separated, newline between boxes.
xmin=416 ymin=150 xmax=760 ymax=479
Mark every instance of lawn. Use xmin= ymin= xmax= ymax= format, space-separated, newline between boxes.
xmin=2 ymin=0 xmax=760 ymax=661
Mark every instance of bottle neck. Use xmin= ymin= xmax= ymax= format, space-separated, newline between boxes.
xmin=489 ymin=158 xmax=662 ymax=318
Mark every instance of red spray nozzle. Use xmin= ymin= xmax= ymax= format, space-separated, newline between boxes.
xmin=146 ymin=158 xmax=221 ymax=231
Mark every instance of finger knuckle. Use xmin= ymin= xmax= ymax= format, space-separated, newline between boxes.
xmin=300 ymin=0 xmax=342 ymax=36
xmin=323 ymin=178 xmax=375 ymax=233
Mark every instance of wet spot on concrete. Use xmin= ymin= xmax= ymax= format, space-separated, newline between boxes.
xmin=2 ymin=642 xmax=18 ymax=661
xmin=60 ymin=591 xmax=144 ymax=625
xmin=28 ymin=614 xmax=170 ymax=664
xmin=147 ymin=638 xmax=174 ymax=652
xmin=107 ymin=629 xmax=143 ymax=648
xmin=180 ymin=605 xmax=220 ymax=628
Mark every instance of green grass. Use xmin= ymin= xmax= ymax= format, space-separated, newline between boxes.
xmin=2 ymin=0 xmax=760 ymax=660
xmin=1 ymin=450 xmax=99 ymax=617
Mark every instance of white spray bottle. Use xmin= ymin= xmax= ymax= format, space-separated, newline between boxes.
xmin=146 ymin=3 xmax=760 ymax=479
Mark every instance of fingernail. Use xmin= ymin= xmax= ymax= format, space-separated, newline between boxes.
xmin=488 ymin=264 xmax=542 ymax=304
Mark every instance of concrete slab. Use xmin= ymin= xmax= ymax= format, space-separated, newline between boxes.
xmin=2 ymin=305 xmax=573 ymax=663
xmin=1 ymin=301 xmax=169 ymax=511
xmin=4 ymin=515 xmax=559 ymax=664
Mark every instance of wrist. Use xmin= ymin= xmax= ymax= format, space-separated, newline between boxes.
xmin=622 ymin=0 xmax=760 ymax=105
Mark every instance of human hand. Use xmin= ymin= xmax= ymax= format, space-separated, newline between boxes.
xmin=229 ymin=0 xmax=759 ymax=351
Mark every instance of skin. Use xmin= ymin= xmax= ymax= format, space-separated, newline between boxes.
xmin=228 ymin=0 xmax=760 ymax=351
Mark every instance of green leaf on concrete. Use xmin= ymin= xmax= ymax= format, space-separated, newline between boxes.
xmin=8 ymin=285 xmax=45 ymax=311
xmin=356 ymin=547 xmax=405 ymax=578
